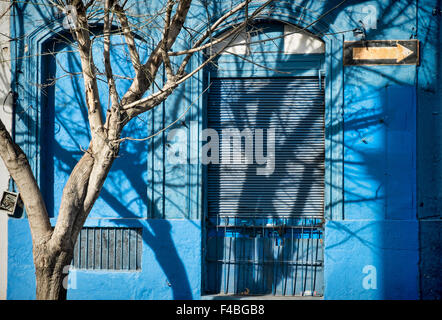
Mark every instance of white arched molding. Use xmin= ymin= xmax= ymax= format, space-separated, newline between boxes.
xmin=210 ymin=29 xmax=250 ymax=56
xmin=283 ymin=24 xmax=325 ymax=54
xmin=208 ymin=23 xmax=325 ymax=56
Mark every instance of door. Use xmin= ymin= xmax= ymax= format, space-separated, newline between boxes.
xmin=40 ymin=34 xmax=150 ymax=219
xmin=204 ymin=76 xmax=325 ymax=296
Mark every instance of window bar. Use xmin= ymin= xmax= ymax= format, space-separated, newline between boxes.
xmin=313 ymin=228 xmax=320 ymax=295
xmin=120 ymin=228 xmax=124 ymax=270
xmin=224 ymin=218 xmax=231 ymax=294
xmin=282 ymin=222 xmax=289 ymax=296
xmin=241 ymin=222 xmax=246 ymax=294
xmin=128 ymin=228 xmax=131 ymax=270
xmin=85 ymin=229 xmax=89 ymax=269
xmin=290 ymin=226 xmax=294 ymax=296
xmin=272 ymin=218 xmax=277 ymax=296
xmin=107 ymin=228 xmax=110 ymax=270
xmin=233 ymin=216 xmax=238 ymax=295
xmin=303 ymin=218 xmax=311 ymax=296
xmin=99 ymin=228 xmax=103 ymax=269
xmin=254 ymin=227 xmax=259 ymax=294
xmin=222 ymin=217 xmax=226 ymax=294
xmin=214 ymin=215 xmax=219 ymax=293
xmin=309 ymin=223 xmax=315 ymax=295
xmin=93 ymin=228 xmax=96 ymax=269
xmin=113 ymin=228 xmax=117 ymax=270
xmin=276 ymin=231 xmax=281 ymax=296
xmin=300 ymin=218 xmax=305 ymax=295
xmin=261 ymin=222 xmax=265 ymax=293
xmin=278 ymin=219 xmax=284 ymax=295
xmin=135 ymin=229 xmax=139 ymax=270
xmin=293 ymin=222 xmax=301 ymax=296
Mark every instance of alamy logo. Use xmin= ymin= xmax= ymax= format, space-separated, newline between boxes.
xmin=62 ymin=265 xmax=77 ymax=290
xmin=166 ymin=121 xmax=275 ymax=175
xmin=362 ymin=265 xmax=377 ymax=290
xmin=361 ymin=4 xmax=378 ymax=30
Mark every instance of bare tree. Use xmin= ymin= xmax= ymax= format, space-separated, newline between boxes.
xmin=0 ymin=0 xmax=278 ymax=300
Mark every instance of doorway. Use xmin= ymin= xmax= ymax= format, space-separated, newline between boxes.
xmin=204 ymin=76 xmax=325 ymax=296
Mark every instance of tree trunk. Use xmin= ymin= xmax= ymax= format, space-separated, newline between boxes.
xmin=34 ymin=246 xmax=74 ymax=300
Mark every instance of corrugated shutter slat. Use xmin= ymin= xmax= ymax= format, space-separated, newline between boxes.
xmin=207 ymin=77 xmax=325 ymax=218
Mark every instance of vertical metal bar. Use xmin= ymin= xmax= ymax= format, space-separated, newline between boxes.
xmin=136 ymin=229 xmax=139 ymax=270
xmin=313 ymin=228 xmax=320 ymax=295
xmin=261 ymin=222 xmax=265 ymax=293
xmin=93 ymin=228 xmax=96 ymax=269
xmin=224 ymin=218 xmax=231 ymax=294
xmin=304 ymin=219 xmax=311 ymax=296
xmin=233 ymin=217 xmax=238 ymax=295
xmin=283 ymin=224 xmax=289 ymax=296
xmin=135 ymin=229 xmax=139 ymax=270
xmin=99 ymin=228 xmax=103 ymax=269
xmin=300 ymin=219 xmax=305 ymax=295
xmin=85 ymin=228 xmax=89 ymax=269
xmin=221 ymin=216 xmax=224 ymax=293
xmin=241 ymin=223 xmax=246 ymax=294
xmin=275 ymin=231 xmax=281 ymax=296
xmin=239 ymin=223 xmax=243 ymax=294
xmin=121 ymin=228 xmax=124 ymax=270
xmin=77 ymin=230 xmax=81 ymax=269
xmin=114 ymin=228 xmax=117 ymax=270
xmin=309 ymin=220 xmax=314 ymax=295
xmin=290 ymin=226 xmax=294 ymax=296
xmin=128 ymin=228 xmax=131 ymax=270
xmin=272 ymin=218 xmax=276 ymax=296
xmin=226 ymin=229 xmax=232 ymax=294
xmin=278 ymin=219 xmax=285 ymax=296
xmin=215 ymin=216 xmax=219 ymax=293
xmin=254 ymin=227 xmax=259 ymax=294
xmin=293 ymin=222 xmax=300 ymax=296
xmin=107 ymin=228 xmax=110 ymax=270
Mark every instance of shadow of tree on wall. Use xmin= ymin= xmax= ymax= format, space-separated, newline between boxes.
xmin=203 ymin=0 xmax=425 ymax=299
xmin=37 ymin=33 xmax=194 ymax=299
xmin=203 ymin=19 xmax=326 ymax=296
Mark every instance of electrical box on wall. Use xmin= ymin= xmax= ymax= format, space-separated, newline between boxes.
xmin=0 ymin=190 xmax=21 ymax=216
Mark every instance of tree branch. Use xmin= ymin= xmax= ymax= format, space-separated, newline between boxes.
xmin=160 ymin=0 xmax=176 ymax=81
xmin=119 ymin=0 xmax=193 ymax=108
xmin=103 ymin=0 xmax=121 ymax=141
xmin=51 ymin=150 xmax=94 ymax=250
xmin=0 ymin=119 xmax=52 ymax=242
xmin=169 ymin=0 xmax=251 ymax=57
xmin=72 ymin=1 xmax=105 ymax=148
xmin=114 ymin=3 xmax=143 ymax=75
xmin=121 ymin=0 xmax=273 ymax=122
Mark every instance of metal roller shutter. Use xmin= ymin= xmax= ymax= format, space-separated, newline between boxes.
xmin=207 ymin=77 xmax=325 ymax=218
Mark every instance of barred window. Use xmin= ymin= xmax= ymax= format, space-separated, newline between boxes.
xmin=72 ymin=227 xmax=142 ymax=271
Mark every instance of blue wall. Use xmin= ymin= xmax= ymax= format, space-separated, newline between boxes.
xmin=328 ymin=68 xmax=419 ymax=299
xmin=325 ymin=220 xmax=418 ymax=299
xmin=6 ymin=0 xmax=440 ymax=300
xmin=417 ymin=0 xmax=442 ymax=300
xmin=7 ymin=218 xmax=201 ymax=300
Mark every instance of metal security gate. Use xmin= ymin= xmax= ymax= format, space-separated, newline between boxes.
xmin=204 ymin=77 xmax=325 ymax=296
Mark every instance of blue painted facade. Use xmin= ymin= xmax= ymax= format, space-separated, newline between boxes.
xmin=4 ymin=0 xmax=441 ymax=300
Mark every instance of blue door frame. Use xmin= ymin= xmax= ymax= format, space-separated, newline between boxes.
xmin=199 ymin=21 xmax=333 ymax=296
